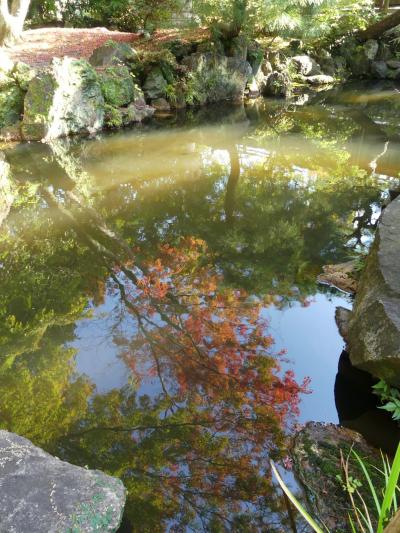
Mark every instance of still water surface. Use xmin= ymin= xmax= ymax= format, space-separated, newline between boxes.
xmin=1 ymin=82 xmax=400 ymax=531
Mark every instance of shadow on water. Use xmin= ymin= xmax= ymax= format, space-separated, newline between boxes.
xmin=1 ymin=81 xmax=400 ymax=530
xmin=335 ymin=350 xmax=400 ymax=457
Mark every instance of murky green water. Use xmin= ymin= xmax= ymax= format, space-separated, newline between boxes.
xmin=1 ymin=82 xmax=400 ymax=531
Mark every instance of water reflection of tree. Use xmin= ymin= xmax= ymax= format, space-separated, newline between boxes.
xmin=53 ymin=237 xmax=309 ymax=531
xmin=0 ymin=189 xmax=309 ymax=530
xmin=1 ymin=94 xmax=398 ymax=530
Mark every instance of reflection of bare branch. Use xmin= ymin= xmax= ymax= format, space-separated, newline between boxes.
xmin=369 ymin=141 xmax=389 ymax=175
xmin=67 ymin=420 xmax=214 ymax=438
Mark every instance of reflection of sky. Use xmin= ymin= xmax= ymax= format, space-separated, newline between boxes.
xmin=265 ymin=292 xmax=351 ymax=424
xmin=71 ymin=281 xmax=350 ymax=426
xmin=71 ymin=293 xmax=130 ymax=393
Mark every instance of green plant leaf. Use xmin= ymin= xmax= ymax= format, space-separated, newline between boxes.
xmin=377 ymin=442 xmax=400 ymax=533
xmin=270 ymin=460 xmax=326 ymax=533
xmin=352 ymin=450 xmax=381 ymax=517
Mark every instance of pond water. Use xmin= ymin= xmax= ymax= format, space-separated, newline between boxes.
xmin=1 ymin=82 xmax=400 ymax=531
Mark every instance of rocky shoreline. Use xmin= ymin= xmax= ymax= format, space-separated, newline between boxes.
xmin=1 ymin=29 xmax=400 ymax=143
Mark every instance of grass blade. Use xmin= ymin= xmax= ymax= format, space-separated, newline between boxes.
xmin=270 ymin=460 xmax=325 ymax=533
xmin=377 ymin=442 xmax=400 ymax=533
xmin=352 ymin=450 xmax=381 ymax=516
xmin=348 ymin=514 xmax=357 ymax=533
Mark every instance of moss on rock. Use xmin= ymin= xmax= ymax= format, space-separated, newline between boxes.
xmin=22 ymin=58 xmax=104 ymax=141
xmin=0 ymin=85 xmax=25 ymax=130
xmin=291 ymin=422 xmax=382 ymax=532
xmin=99 ymin=65 xmax=136 ymax=107
xmin=89 ymin=40 xmax=137 ymax=68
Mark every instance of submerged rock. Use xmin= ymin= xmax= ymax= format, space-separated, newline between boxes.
xmin=22 ymin=58 xmax=104 ymax=141
xmin=291 ymin=422 xmax=381 ymax=533
xmin=0 ymin=430 xmax=126 ymax=532
xmin=348 ymin=195 xmax=400 ymax=387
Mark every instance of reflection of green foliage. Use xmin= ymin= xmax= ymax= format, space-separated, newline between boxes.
xmin=0 ymin=186 xmax=108 ymax=359
xmin=0 ymin=329 xmax=93 ymax=448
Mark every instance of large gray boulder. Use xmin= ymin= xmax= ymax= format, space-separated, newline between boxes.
xmin=291 ymin=55 xmax=322 ymax=76
xmin=261 ymin=71 xmax=292 ymax=98
xmin=0 ymin=431 xmax=126 ymax=532
xmin=348 ymin=195 xmax=400 ymax=386
xmin=22 ymin=58 xmax=105 ymax=141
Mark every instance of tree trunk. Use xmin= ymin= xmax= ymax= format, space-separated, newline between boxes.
xmin=358 ymin=9 xmax=400 ymax=40
xmin=224 ymin=146 xmax=241 ymax=224
xmin=0 ymin=0 xmax=31 ymax=47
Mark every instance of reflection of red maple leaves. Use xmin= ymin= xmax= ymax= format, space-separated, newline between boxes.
xmin=108 ymin=237 xmax=310 ymax=522
xmin=114 ymin=237 xmax=309 ymax=444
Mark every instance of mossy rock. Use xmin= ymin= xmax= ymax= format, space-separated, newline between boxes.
xmin=291 ymin=422 xmax=382 ymax=533
xmin=22 ymin=58 xmax=104 ymax=141
xmin=163 ymin=39 xmax=195 ymax=60
xmin=0 ymin=85 xmax=25 ymax=130
xmin=99 ymin=65 xmax=136 ymax=107
xmin=12 ymin=62 xmax=36 ymax=91
xmin=0 ymin=61 xmax=33 ymax=130
xmin=143 ymin=67 xmax=168 ymax=100
xmin=22 ymin=71 xmax=57 ymax=140
xmin=89 ymin=40 xmax=137 ymax=67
